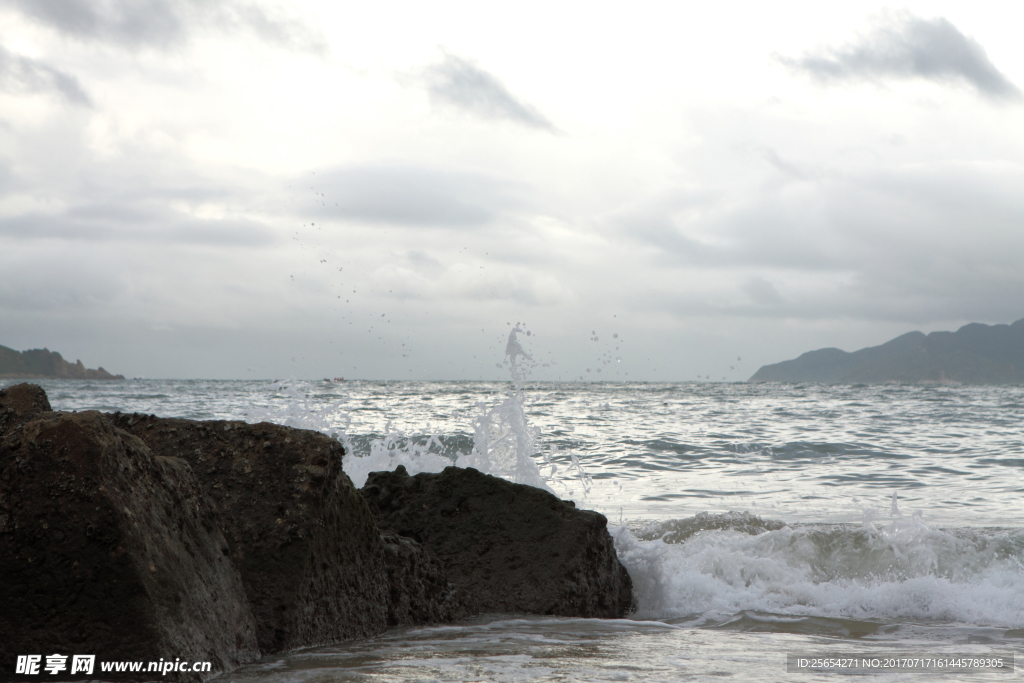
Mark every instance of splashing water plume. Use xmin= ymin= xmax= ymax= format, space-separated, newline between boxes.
xmin=456 ymin=327 xmax=551 ymax=491
xmin=260 ymin=327 xmax=592 ymax=501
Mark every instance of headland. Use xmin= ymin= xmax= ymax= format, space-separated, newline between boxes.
xmin=750 ymin=318 xmax=1024 ymax=384
xmin=0 ymin=345 xmax=124 ymax=380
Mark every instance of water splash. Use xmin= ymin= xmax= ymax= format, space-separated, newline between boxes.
xmin=247 ymin=379 xmax=350 ymax=435
xmin=504 ymin=325 xmax=531 ymax=386
xmin=454 ymin=327 xmax=551 ymax=490
xmin=275 ymin=326 xmax=593 ymax=499
xmin=342 ymin=422 xmax=458 ymax=490
xmin=613 ymin=510 xmax=1024 ymax=626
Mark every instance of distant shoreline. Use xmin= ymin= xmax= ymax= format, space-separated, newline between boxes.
xmin=749 ymin=318 xmax=1024 ymax=385
xmin=0 ymin=345 xmax=124 ymax=380
xmin=0 ymin=374 xmax=125 ymax=380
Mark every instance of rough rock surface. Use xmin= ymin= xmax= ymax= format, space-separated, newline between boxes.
xmin=109 ymin=414 xmax=391 ymax=653
xmin=2 ymin=384 xmax=636 ymax=681
xmin=0 ymin=411 xmax=259 ymax=681
xmin=361 ymin=466 xmax=635 ymax=618
xmin=379 ymin=531 xmax=469 ymax=628
xmin=0 ymin=382 xmax=52 ymax=435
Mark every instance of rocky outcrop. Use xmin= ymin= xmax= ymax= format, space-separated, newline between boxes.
xmin=108 ymin=414 xmax=390 ymax=654
xmin=0 ymin=345 xmax=124 ymax=380
xmin=1 ymin=385 xmax=637 ymax=680
xmin=361 ymin=465 xmax=635 ymax=618
xmin=0 ymin=409 xmax=259 ymax=681
xmin=0 ymin=382 xmax=52 ymax=434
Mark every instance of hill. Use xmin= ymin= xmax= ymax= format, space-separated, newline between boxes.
xmin=749 ymin=319 xmax=1024 ymax=384
xmin=0 ymin=345 xmax=125 ymax=380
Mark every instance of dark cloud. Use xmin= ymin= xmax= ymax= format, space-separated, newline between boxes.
xmin=0 ymin=205 xmax=278 ymax=247
xmin=8 ymin=0 xmax=326 ymax=53
xmin=423 ymin=53 xmax=555 ymax=130
xmin=308 ymin=165 xmax=522 ymax=228
xmin=742 ymin=276 xmax=784 ymax=306
xmin=781 ymin=14 xmax=1020 ymax=100
xmin=0 ymin=44 xmax=91 ymax=105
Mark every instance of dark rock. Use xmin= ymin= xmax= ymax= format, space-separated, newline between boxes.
xmin=379 ymin=531 xmax=469 ymax=628
xmin=109 ymin=414 xmax=391 ymax=653
xmin=0 ymin=411 xmax=259 ymax=681
xmin=0 ymin=382 xmax=53 ymax=435
xmin=361 ymin=466 xmax=635 ymax=618
xmin=2 ymin=384 xmax=635 ymax=682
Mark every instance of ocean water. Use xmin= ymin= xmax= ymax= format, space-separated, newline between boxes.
xmin=5 ymin=370 xmax=1024 ymax=682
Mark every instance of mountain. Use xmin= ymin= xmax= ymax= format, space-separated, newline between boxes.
xmin=749 ymin=319 xmax=1024 ymax=385
xmin=0 ymin=345 xmax=125 ymax=380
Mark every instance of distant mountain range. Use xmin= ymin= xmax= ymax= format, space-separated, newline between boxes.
xmin=0 ymin=345 xmax=124 ymax=380
xmin=749 ymin=319 xmax=1024 ymax=385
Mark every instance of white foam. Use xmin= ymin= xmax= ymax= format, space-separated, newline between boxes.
xmin=452 ymin=327 xmax=551 ymax=490
xmin=342 ymin=425 xmax=458 ymax=489
xmin=337 ymin=327 xmax=605 ymax=496
xmin=256 ymin=332 xmax=589 ymax=497
xmin=613 ymin=514 xmax=1024 ymax=627
xmin=247 ymin=379 xmax=350 ymax=434
xmin=338 ymin=385 xmax=553 ymax=491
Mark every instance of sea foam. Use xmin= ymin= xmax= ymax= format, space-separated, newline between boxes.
xmin=614 ymin=512 xmax=1024 ymax=627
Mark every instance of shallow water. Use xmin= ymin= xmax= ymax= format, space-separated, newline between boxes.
xmin=6 ymin=377 xmax=1024 ymax=681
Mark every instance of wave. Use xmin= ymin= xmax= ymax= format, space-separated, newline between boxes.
xmin=615 ymin=512 xmax=1024 ymax=628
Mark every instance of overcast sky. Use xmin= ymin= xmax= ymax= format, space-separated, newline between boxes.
xmin=2 ymin=0 xmax=1022 ymax=380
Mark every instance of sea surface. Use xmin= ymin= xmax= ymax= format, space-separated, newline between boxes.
xmin=5 ymin=374 xmax=1024 ymax=682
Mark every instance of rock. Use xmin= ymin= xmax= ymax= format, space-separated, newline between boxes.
xmin=2 ymin=384 xmax=635 ymax=682
xmin=0 ymin=411 xmax=259 ymax=681
xmin=361 ymin=466 xmax=635 ymax=618
xmin=0 ymin=382 xmax=52 ymax=435
xmin=109 ymin=414 xmax=391 ymax=653
xmin=379 ymin=531 xmax=469 ymax=628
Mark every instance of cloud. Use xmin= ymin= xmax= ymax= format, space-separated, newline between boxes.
xmin=0 ymin=252 xmax=123 ymax=312
xmin=308 ymin=165 xmax=523 ymax=228
xmin=8 ymin=0 xmax=326 ymax=53
xmin=423 ymin=53 xmax=555 ymax=130
xmin=0 ymin=44 xmax=91 ymax=105
xmin=0 ymin=204 xmax=278 ymax=247
xmin=614 ymin=162 xmax=1024 ymax=324
xmin=780 ymin=14 xmax=1020 ymax=100
xmin=742 ymin=276 xmax=784 ymax=306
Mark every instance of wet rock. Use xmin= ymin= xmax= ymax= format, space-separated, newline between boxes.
xmin=0 ymin=411 xmax=259 ymax=681
xmin=110 ymin=414 xmax=391 ymax=653
xmin=361 ymin=466 xmax=635 ymax=618
xmin=380 ymin=531 xmax=469 ymax=628
xmin=0 ymin=382 xmax=52 ymax=435
xmin=2 ymin=383 xmax=635 ymax=681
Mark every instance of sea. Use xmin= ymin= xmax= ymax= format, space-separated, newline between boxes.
xmin=5 ymin=359 xmax=1024 ymax=681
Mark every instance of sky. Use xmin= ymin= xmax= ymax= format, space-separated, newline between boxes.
xmin=2 ymin=0 xmax=1023 ymax=381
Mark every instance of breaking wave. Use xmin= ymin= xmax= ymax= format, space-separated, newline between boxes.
xmin=614 ymin=511 xmax=1024 ymax=628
